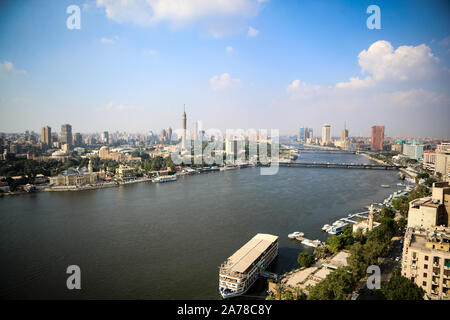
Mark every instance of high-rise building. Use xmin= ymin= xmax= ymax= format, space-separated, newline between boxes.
xmin=341 ymin=122 xmax=348 ymax=142
xmin=61 ymin=124 xmax=73 ymax=146
xmin=298 ymin=127 xmax=306 ymax=142
xmin=182 ymin=106 xmax=187 ymax=150
xmin=40 ymin=126 xmax=52 ymax=146
xmin=192 ymin=121 xmax=198 ymax=141
xmin=305 ymin=128 xmax=313 ymax=141
xmin=370 ymin=125 xmax=384 ymax=151
xmin=73 ymin=133 xmax=82 ymax=147
xmin=102 ymin=131 xmax=109 ymax=144
xmin=160 ymin=129 xmax=167 ymax=142
xmin=403 ymin=141 xmax=424 ymax=161
xmin=436 ymin=148 xmax=450 ymax=183
xmin=167 ymin=127 xmax=172 ymax=142
xmin=321 ymin=124 xmax=331 ymax=145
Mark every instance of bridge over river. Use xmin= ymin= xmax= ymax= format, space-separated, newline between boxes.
xmin=279 ymin=162 xmax=405 ymax=170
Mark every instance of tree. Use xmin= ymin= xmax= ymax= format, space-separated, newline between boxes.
xmin=326 ymin=236 xmax=345 ymax=253
xmin=347 ymin=242 xmax=367 ymax=278
xmin=297 ymin=252 xmax=315 ymax=268
xmin=307 ymin=267 xmax=356 ymax=300
xmin=381 ymin=207 xmax=395 ymax=219
xmin=378 ymin=269 xmax=425 ymax=300
xmin=391 ymin=196 xmax=409 ymax=217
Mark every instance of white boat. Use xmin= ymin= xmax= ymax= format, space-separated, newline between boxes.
xmin=152 ymin=175 xmax=177 ymax=183
xmin=301 ymin=239 xmax=322 ymax=248
xmin=381 ymin=184 xmax=390 ymax=188
xmin=321 ymin=224 xmax=331 ymax=231
xmin=288 ymin=231 xmax=304 ymax=239
xmin=220 ymin=165 xmax=238 ymax=171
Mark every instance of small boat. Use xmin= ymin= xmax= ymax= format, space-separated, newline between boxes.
xmin=381 ymin=184 xmax=390 ymax=188
xmin=220 ymin=165 xmax=238 ymax=171
xmin=301 ymin=239 xmax=322 ymax=248
xmin=152 ymin=175 xmax=177 ymax=183
xmin=288 ymin=231 xmax=304 ymax=239
xmin=321 ymin=224 xmax=331 ymax=231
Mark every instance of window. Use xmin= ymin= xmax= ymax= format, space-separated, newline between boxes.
xmin=424 ymin=264 xmax=428 ymax=269
xmin=425 ymin=256 xmax=429 ymax=261
xmin=424 ymin=273 xmax=427 ymax=278
xmin=423 ymin=281 xmax=427 ymax=286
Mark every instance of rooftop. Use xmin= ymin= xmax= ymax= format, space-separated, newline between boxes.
xmin=222 ymin=233 xmax=278 ymax=274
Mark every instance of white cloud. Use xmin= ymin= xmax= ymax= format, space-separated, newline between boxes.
xmin=247 ymin=26 xmax=259 ymax=37
xmin=100 ymin=36 xmax=118 ymax=44
xmin=226 ymin=46 xmax=233 ymax=53
xmin=334 ymin=40 xmax=442 ymax=90
xmin=210 ymin=73 xmax=241 ymax=90
xmin=0 ymin=61 xmax=27 ymax=76
xmin=336 ymin=76 xmax=375 ymax=89
xmin=286 ymin=79 xmax=323 ymax=100
xmin=96 ymin=0 xmax=266 ymax=35
xmin=357 ymin=40 xmax=439 ymax=83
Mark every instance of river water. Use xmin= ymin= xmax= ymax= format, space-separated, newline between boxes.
xmin=0 ymin=151 xmax=400 ymax=299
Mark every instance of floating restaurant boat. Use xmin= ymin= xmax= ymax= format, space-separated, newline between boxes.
xmin=219 ymin=233 xmax=278 ymax=299
xmin=152 ymin=175 xmax=177 ymax=183
xmin=288 ymin=231 xmax=304 ymax=239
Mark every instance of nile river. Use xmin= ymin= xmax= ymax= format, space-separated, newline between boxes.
xmin=0 ymin=151 xmax=400 ymax=299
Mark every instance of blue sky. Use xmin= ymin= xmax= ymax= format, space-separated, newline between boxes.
xmin=0 ymin=0 xmax=449 ymax=137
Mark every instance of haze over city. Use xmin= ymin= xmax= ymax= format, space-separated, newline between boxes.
xmin=0 ymin=0 xmax=449 ymax=137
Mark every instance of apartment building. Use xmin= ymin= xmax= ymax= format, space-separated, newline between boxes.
xmin=401 ymin=226 xmax=450 ymax=300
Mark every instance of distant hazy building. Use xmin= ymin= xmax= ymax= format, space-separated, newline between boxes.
xmin=40 ymin=126 xmax=52 ymax=146
xmin=370 ymin=125 xmax=384 ymax=151
xmin=321 ymin=124 xmax=331 ymax=145
xmin=182 ymin=106 xmax=187 ymax=151
xmin=61 ymin=124 xmax=73 ymax=146
xmin=192 ymin=121 xmax=199 ymax=141
xmin=391 ymin=140 xmax=404 ymax=153
xmin=298 ymin=127 xmax=306 ymax=142
xmin=73 ymin=133 xmax=82 ymax=147
xmin=166 ymin=127 xmax=172 ymax=142
xmin=102 ymin=131 xmax=109 ymax=144
xmin=305 ymin=128 xmax=313 ymax=142
xmin=403 ymin=142 xmax=424 ymax=161
xmin=423 ymin=151 xmax=437 ymax=170
xmin=160 ymin=129 xmax=167 ymax=142
xmin=341 ymin=128 xmax=348 ymax=142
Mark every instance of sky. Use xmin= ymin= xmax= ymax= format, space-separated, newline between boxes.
xmin=0 ymin=0 xmax=449 ymax=138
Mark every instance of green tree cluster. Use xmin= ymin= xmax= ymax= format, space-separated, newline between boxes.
xmin=377 ymin=269 xmax=424 ymax=300
xmin=297 ymin=252 xmax=315 ymax=268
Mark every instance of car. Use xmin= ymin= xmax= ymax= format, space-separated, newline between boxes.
xmin=395 ymin=257 xmax=400 ymax=262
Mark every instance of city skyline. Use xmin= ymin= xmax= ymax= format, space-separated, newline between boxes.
xmin=0 ymin=0 xmax=449 ymax=137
